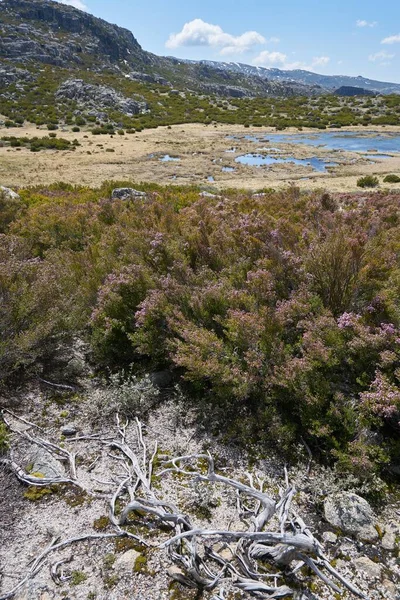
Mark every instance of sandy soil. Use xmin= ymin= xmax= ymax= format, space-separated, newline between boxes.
xmin=1 ymin=122 xmax=400 ymax=192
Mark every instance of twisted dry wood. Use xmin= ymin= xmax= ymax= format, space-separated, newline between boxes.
xmin=0 ymin=415 xmax=369 ymax=600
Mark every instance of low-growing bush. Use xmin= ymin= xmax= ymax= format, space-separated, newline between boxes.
xmin=1 ymin=184 xmax=400 ymax=478
xmin=357 ymin=175 xmax=379 ymax=188
xmin=383 ymin=174 xmax=400 ymax=183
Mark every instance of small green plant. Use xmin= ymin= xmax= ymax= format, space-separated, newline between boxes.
xmin=93 ymin=515 xmax=110 ymax=531
xmin=70 ymin=571 xmax=88 ymax=586
xmin=72 ymin=126 xmax=80 ymax=132
xmin=0 ymin=422 xmax=10 ymax=454
xmin=383 ymin=174 xmax=400 ymax=183
xmin=357 ymin=175 xmax=379 ymax=188
xmin=24 ymin=486 xmax=55 ymax=501
xmin=133 ymin=554 xmax=148 ymax=573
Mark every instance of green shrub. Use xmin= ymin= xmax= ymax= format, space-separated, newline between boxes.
xmin=47 ymin=124 xmax=58 ymax=131
xmin=0 ymin=422 xmax=10 ymax=454
xmin=72 ymin=126 xmax=80 ymax=132
xmin=383 ymin=174 xmax=400 ymax=183
xmin=357 ymin=175 xmax=379 ymax=188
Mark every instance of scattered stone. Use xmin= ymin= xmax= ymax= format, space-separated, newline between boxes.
xmin=111 ymin=187 xmax=147 ymax=200
xmin=324 ymin=492 xmax=378 ymax=542
xmin=199 ymin=191 xmax=221 ymax=198
xmin=28 ymin=447 xmax=63 ymax=479
xmin=382 ymin=579 xmax=398 ymax=598
xmin=60 ymin=425 xmax=78 ymax=436
xmin=381 ymin=525 xmax=398 ymax=551
xmin=0 ymin=186 xmax=20 ymax=200
xmin=322 ymin=531 xmax=338 ymax=544
xmin=354 ymin=556 xmax=382 ymax=580
xmin=167 ymin=565 xmax=191 ymax=585
xmin=114 ymin=549 xmax=141 ymax=576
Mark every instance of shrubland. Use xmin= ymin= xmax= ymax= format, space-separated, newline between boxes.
xmin=1 ymin=65 xmax=400 ymax=131
xmin=1 ymin=183 xmax=400 ymax=481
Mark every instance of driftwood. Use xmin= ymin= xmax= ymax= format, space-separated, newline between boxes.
xmin=0 ymin=410 xmax=369 ymax=600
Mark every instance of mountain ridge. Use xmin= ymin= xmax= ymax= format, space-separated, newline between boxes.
xmin=2 ymin=0 xmax=399 ymax=98
xmin=188 ymin=60 xmax=400 ymax=95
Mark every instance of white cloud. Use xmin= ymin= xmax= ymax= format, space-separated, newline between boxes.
xmin=57 ymin=0 xmax=87 ymax=9
xmin=356 ymin=19 xmax=377 ymax=28
xmin=312 ymin=56 xmax=330 ymax=67
xmin=252 ymin=50 xmax=287 ymax=66
xmin=253 ymin=52 xmax=330 ymax=72
xmin=166 ymin=19 xmax=265 ymax=55
xmin=381 ymin=33 xmax=400 ymax=44
xmin=369 ymin=50 xmax=395 ymax=65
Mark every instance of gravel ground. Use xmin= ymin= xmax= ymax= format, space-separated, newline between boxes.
xmin=0 ymin=380 xmax=399 ymax=600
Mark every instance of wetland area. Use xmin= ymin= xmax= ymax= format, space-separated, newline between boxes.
xmin=1 ymin=121 xmax=399 ymax=191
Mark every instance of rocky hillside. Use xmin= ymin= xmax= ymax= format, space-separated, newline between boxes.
xmin=0 ymin=0 xmax=321 ymax=98
xmin=195 ymin=61 xmax=400 ymax=95
xmin=0 ymin=0 xmax=152 ymax=68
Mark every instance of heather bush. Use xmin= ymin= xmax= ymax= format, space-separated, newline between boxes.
xmin=2 ymin=184 xmax=400 ymax=475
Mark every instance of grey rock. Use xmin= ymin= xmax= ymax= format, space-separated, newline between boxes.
xmin=129 ymin=71 xmax=170 ymax=86
xmin=382 ymin=579 xmax=398 ymax=599
xmin=381 ymin=525 xmax=398 ymax=551
xmin=199 ymin=191 xmax=221 ymax=198
xmin=28 ymin=447 xmax=63 ymax=479
xmin=60 ymin=425 xmax=78 ymax=436
xmin=56 ymin=79 xmax=148 ymax=116
xmin=354 ymin=556 xmax=382 ymax=580
xmin=114 ymin=549 xmax=141 ymax=576
xmin=0 ymin=67 xmax=32 ymax=87
xmin=322 ymin=531 xmax=338 ymax=544
xmin=167 ymin=565 xmax=192 ymax=586
xmin=0 ymin=186 xmax=20 ymax=200
xmin=324 ymin=492 xmax=378 ymax=542
xmin=111 ymin=187 xmax=147 ymax=200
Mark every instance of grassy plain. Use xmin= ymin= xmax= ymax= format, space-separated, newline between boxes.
xmin=1 ymin=121 xmax=400 ymax=192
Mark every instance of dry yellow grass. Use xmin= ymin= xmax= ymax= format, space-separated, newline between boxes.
xmin=1 ymin=122 xmax=400 ymax=191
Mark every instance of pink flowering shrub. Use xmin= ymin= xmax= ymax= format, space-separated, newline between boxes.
xmin=2 ymin=183 xmax=400 ymax=475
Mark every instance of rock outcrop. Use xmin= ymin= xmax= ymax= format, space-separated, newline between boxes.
xmin=111 ymin=188 xmax=147 ymax=200
xmin=0 ymin=0 xmax=148 ymax=68
xmin=56 ymin=79 xmax=148 ymax=116
xmin=324 ymin=492 xmax=379 ymax=542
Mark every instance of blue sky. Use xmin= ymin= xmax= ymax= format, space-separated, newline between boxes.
xmin=61 ymin=0 xmax=400 ymax=82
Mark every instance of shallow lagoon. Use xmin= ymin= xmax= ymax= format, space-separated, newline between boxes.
xmin=159 ymin=154 xmax=180 ymax=162
xmin=256 ymin=131 xmax=400 ymax=154
xmin=235 ymin=153 xmax=337 ymax=172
